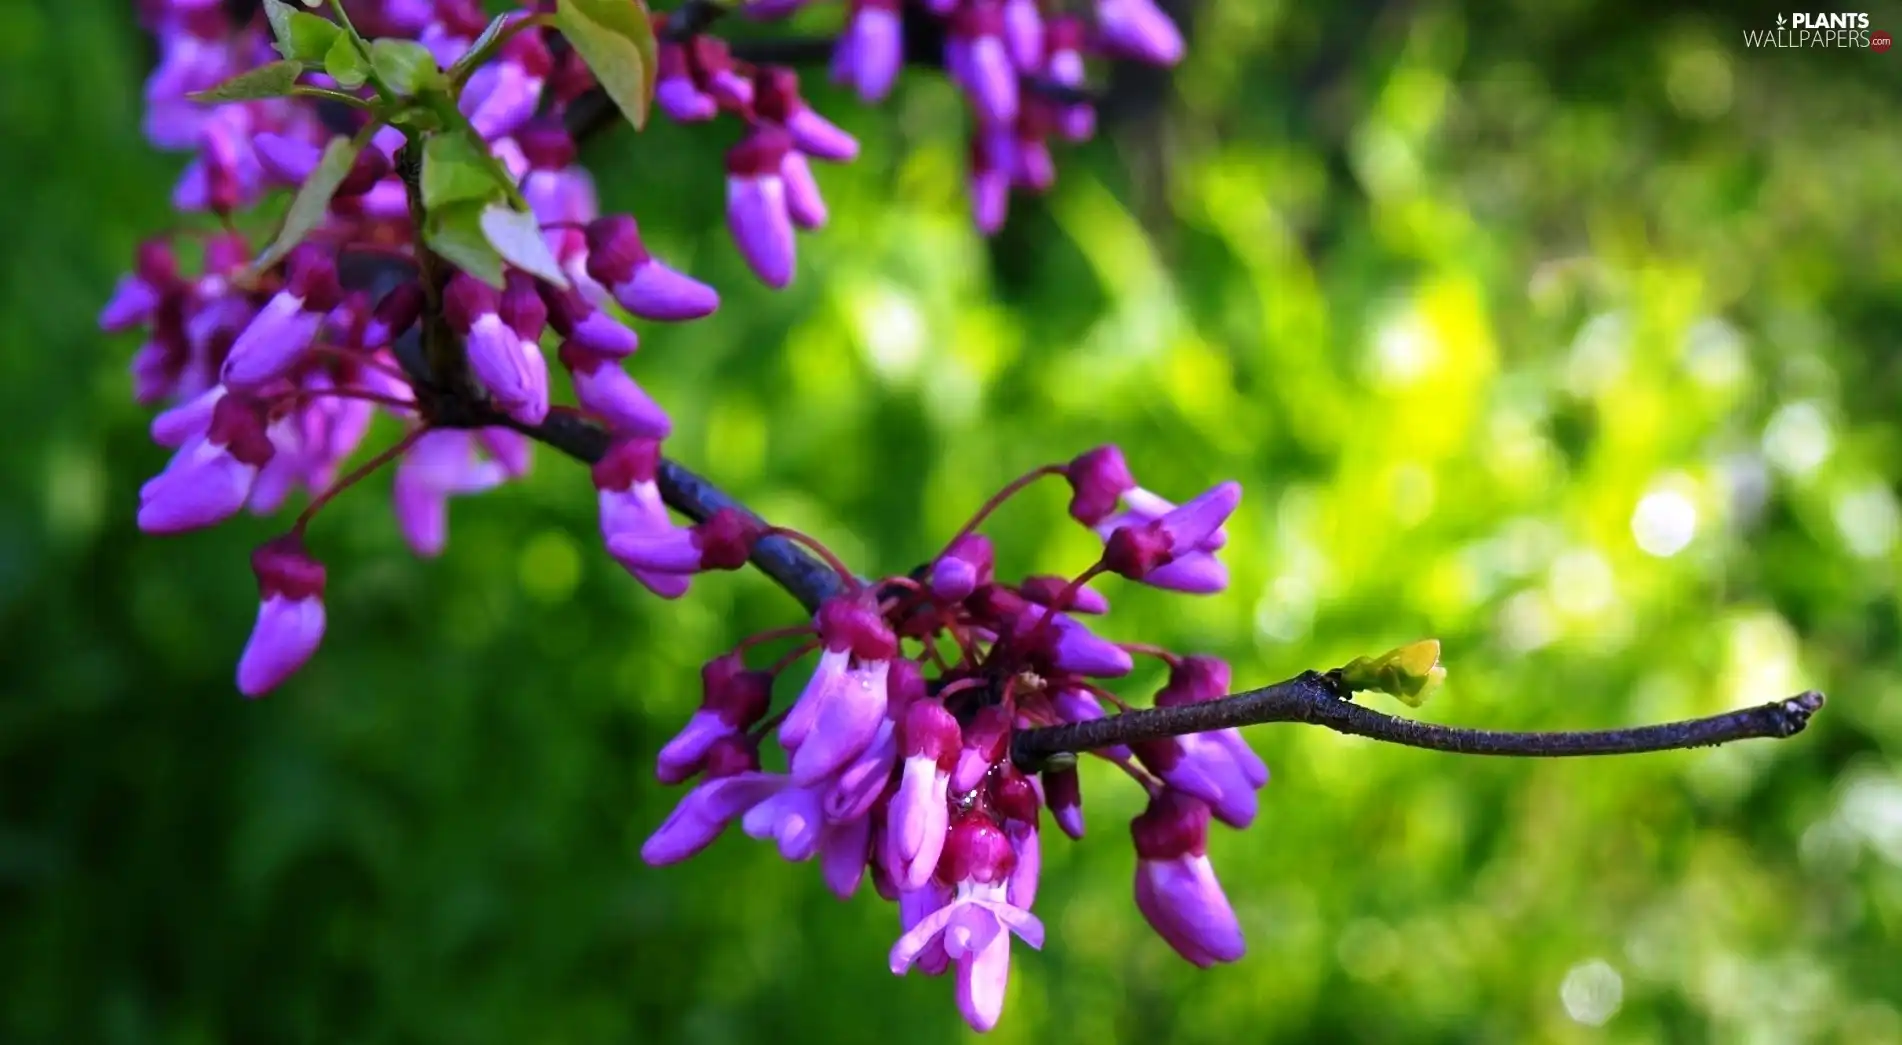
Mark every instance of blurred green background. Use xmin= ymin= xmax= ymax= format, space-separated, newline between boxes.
xmin=4 ymin=0 xmax=1902 ymax=1042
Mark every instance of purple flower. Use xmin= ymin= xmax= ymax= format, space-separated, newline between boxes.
xmin=138 ymin=393 xmax=275 ymax=534
xmin=221 ymin=245 xmax=342 ymax=391
xmin=1130 ymin=790 xmax=1245 ymax=967
xmin=1043 ymin=766 xmax=1084 ymax=839
xmin=658 ymin=654 xmax=775 ymax=784
xmin=929 ymin=533 xmax=995 ymax=602
xmin=833 ymin=0 xmax=904 ymax=102
xmin=607 ymin=507 xmax=764 ymax=579
xmin=443 ymin=272 xmax=550 ymax=426
xmin=780 ymin=597 xmax=899 ymax=785
xmin=889 ymin=816 xmax=1046 ymax=1033
xmin=1052 ymin=686 xmax=1134 ymax=761
xmin=1002 ymin=0 xmax=1046 ymax=71
xmin=557 ymin=341 xmax=672 ymax=437
xmin=237 ymin=536 xmax=326 ymax=697
xmin=391 ymin=429 xmax=511 ymax=557
xmin=100 ymin=239 xmax=179 ymax=333
xmin=364 ymin=281 xmax=425 ymax=348
xmin=656 ymin=39 xmax=719 ymax=121
xmin=460 ymin=32 xmax=549 ymax=140
xmin=948 ymin=3 xmax=1020 ymax=125
xmin=968 ymin=130 xmax=1014 ymax=234
xmin=1131 ymin=732 xmax=1258 ymax=829
xmin=542 ymin=284 xmax=639 ymax=358
xmin=1095 ymin=0 xmax=1186 ymax=66
xmin=591 ymin=436 xmax=691 ymax=598
xmin=1157 ymin=656 xmax=1268 ymax=788
xmin=779 ymin=151 xmax=829 ymax=230
xmin=726 ymin=126 xmax=799 ymax=288
xmin=641 ymin=738 xmax=782 ymax=864
xmin=886 ymin=699 xmax=960 ymax=888
xmin=584 ymin=216 xmax=721 ymax=322
xmin=1099 ymin=481 xmax=1240 ymax=592
xmin=753 ymin=66 xmax=860 ymax=163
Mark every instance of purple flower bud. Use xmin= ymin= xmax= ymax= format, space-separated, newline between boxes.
xmin=888 ymin=699 xmax=960 ymax=888
xmin=657 ymin=653 xmax=775 ymax=783
xmin=834 ymin=0 xmax=903 ymax=102
xmin=584 ymin=216 xmax=721 ymax=322
xmin=1005 ymin=819 xmax=1039 ymax=909
xmin=252 ymin=132 xmax=320 ymax=185
xmin=690 ymin=36 xmax=755 ymax=110
xmin=542 ymin=284 xmax=639 ymax=357
xmin=780 ymin=151 xmax=829 ymax=230
xmin=138 ymin=394 xmax=273 ymax=534
xmin=101 ymin=239 xmax=179 ymax=332
xmin=754 ymin=66 xmax=860 ymax=162
xmin=641 ymin=739 xmax=780 ymax=865
xmin=741 ymin=778 xmax=827 ymax=860
xmin=726 ymin=126 xmax=798 ymax=288
xmin=1131 ymin=733 xmax=1257 ymax=828
xmin=1002 ymin=0 xmax=1045 ymax=71
xmin=949 ymin=3 xmax=1019 ymax=125
xmin=608 ymin=506 xmax=762 ymax=576
xmin=952 ymin=704 xmax=1011 ymax=793
xmin=819 ymin=813 xmax=872 ymax=898
xmin=1043 ymin=766 xmax=1083 ymax=839
xmin=1063 ymin=444 xmax=1136 ymax=525
xmin=392 ymin=430 xmax=510 ymax=556
xmin=824 ymin=716 xmax=898 ymax=822
xmin=364 ymin=281 xmax=425 ymax=348
xmin=786 ymin=652 xmax=891 ymax=786
xmin=1096 ymin=0 xmax=1185 ymax=66
xmin=929 ymin=533 xmax=994 ymax=602
xmin=968 ymin=131 xmax=1013 ymax=234
xmin=221 ymin=245 xmax=341 ymax=391
xmin=1018 ymin=574 xmax=1109 ymax=614
xmin=237 ymin=536 xmax=326 ymax=697
xmin=557 ymin=342 xmax=671 ymax=438
xmin=656 ymin=40 xmax=719 ymax=121
xmin=445 ymin=272 xmax=549 ymax=425
xmin=1131 ymin=790 xmax=1245 ymax=966
xmin=462 ymin=34 xmax=551 ymax=139
xmin=592 ymin=436 xmax=691 ymax=598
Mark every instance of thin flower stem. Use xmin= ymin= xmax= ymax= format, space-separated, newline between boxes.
xmin=290 ymin=425 xmax=426 ymax=537
xmin=733 ymin=623 xmax=818 ymax=656
xmin=1006 ymin=561 xmax=1106 ymax=666
xmin=767 ymin=639 xmax=822 ymax=677
xmin=934 ymin=464 xmax=1064 ymax=562
xmin=1118 ymin=642 xmax=1182 ymax=668
xmin=307 ymin=344 xmax=416 ymax=384
xmin=282 ymin=386 xmax=419 ymax=412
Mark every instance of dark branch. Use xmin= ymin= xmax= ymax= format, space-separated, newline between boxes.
xmin=430 ymin=400 xmax=845 ymax=614
xmin=1011 ymin=671 xmax=1827 ymax=768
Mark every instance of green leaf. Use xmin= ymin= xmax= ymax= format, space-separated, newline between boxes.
xmin=480 ymin=204 xmax=571 ymax=289
xmin=450 ymin=13 xmax=520 ymax=81
xmin=426 ymin=203 xmax=506 ymax=289
xmin=370 ymin=39 xmax=444 ymax=95
xmin=554 ymin=0 xmax=658 ymax=131
xmin=422 ymin=131 xmax=507 ymax=211
xmin=249 ymin=135 xmax=362 ymax=276
xmin=324 ymin=33 xmax=369 ymax=90
xmin=264 ymin=0 xmax=342 ymax=62
xmin=188 ymin=60 xmax=304 ymax=104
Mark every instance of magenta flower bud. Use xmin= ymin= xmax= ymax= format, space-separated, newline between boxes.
xmin=607 ymin=506 xmax=762 ymax=575
xmin=444 ymin=272 xmax=549 ymax=425
xmin=1043 ymin=766 xmax=1083 ymax=839
xmin=949 ymin=3 xmax=1019 ymax=125
xmin=557 ymin=342 xmax=671 ymax=438
xmin=478 ymin=427 xmax=533 ymax=479
xmin=929 ymin=533 xmax=994 ymax=602
xmin=1103 ymin=522 xmax=1174 ymax=580
xmin=656 ymin=40 xmax=719 ymax=121
xmin=1156 ymin=657 xmax=1269 ymax=788
xmin=656 ymin=653 xmax=775 ymax=783
xmin=542 ymin=283 xmax=639 ymax=357
xmin=833 ymin=0 xmax=903 ymax=102
xmin=780 ymin=151 xmax=829 ymax=230
xmin=392 ymin=429 xmax=510 ymax=556
xmin=101 ymin=238 xmax=179 ymax=332
xmin=221 ymin=245 xmax=341 ymax=391
xmin=940 ymin=813 xmax=1015 ymax=885
xmin=1018 ymin=574 xmax=1108 ymax=614
xmin=1131 ymin=734 xmax=1257 ymax=828
xmin=237 ymin=536 xmax=326 ymax=697
xmin=824 ymin=716 xmax=898 ymax=822
xmin=334 ymin=147 xmax=392 ymax=198
xmin=1002 ymin=0 xmax=1045 ymax=71
xmin=1096 ymin=0 xmax=1185 ymax=66
xmin=137 ymin=394 xmax=274 ymax=534
xmin=593 ymin=436 xmax=690 ymax=598
xmin=690 ymin=36 xmax=754 ymax=110
xmin=952 ymin=704 xmax=1011 ymax=794
xmin=786 ymin=652 xmax=891 ymax=786
xmin=991 ymin=767 xmax=1039 ymax=824
xmin=364 ymin=281 xmax=425 ymax=348
xmin=819 ymin=813 xmax=872 ymax=899
xmin=1131 ymin=790 xmax=1245 ymax=967
xmin=1019 ymin=610 xmax=1133 ymax=677
xmin=151 ymin=384 xmax=224 ymax=448
xmin=1063 ymin=444 xmax=1136 ymax=525
xmin=1052 ymin=686 xmax=1133 ymax=761
xmin=816 ymin=594 xmax=902 ymax=661
xmin=887 ymin=655 xmax=927 ymax=714
xmin=754 ymin=65 xmax=860 ymax=162
xmin=725 ymin=126 xmax=798 ymax=288
xmin=584 ymin=216 xmax=721 ymax=322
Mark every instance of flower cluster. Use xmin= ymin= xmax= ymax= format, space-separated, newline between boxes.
xmin=640 ymin=446 xmax=1260 ymax=1031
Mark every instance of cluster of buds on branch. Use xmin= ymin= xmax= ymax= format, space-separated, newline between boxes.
xmin=641 ymin=448 xmax=1256 ymax=1029
xmin=106 ymin=0 xmax=1829 ymax=1034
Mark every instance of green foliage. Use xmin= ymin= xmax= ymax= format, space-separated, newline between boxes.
xmin=249 ymin=134 xmax=364 ymax=276
xmin=555 ymin=0 xmax=658 ymax=130
xmin=424 ymin=200 xmax=507 ymax=289
xmin=369 ymin=38 xmax=442 ymax=96
xmin=187 ymin=59 xmax=303 ymax=103
xmin=5 ymin=1 xmax=1901 ymax=1044
xmin=322 ymin=31 xmax=370 ymax=89
xmin=480 ymin=203 xmax=571 ymax=288
xmin=263 ymin=0 xmax=338 ymax=63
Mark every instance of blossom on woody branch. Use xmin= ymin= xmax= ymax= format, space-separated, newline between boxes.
xmin=641 ymin=446 xmax=1258 ymax=1030
xmin=110 ymin=0 xmax=1228 ymax=1033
